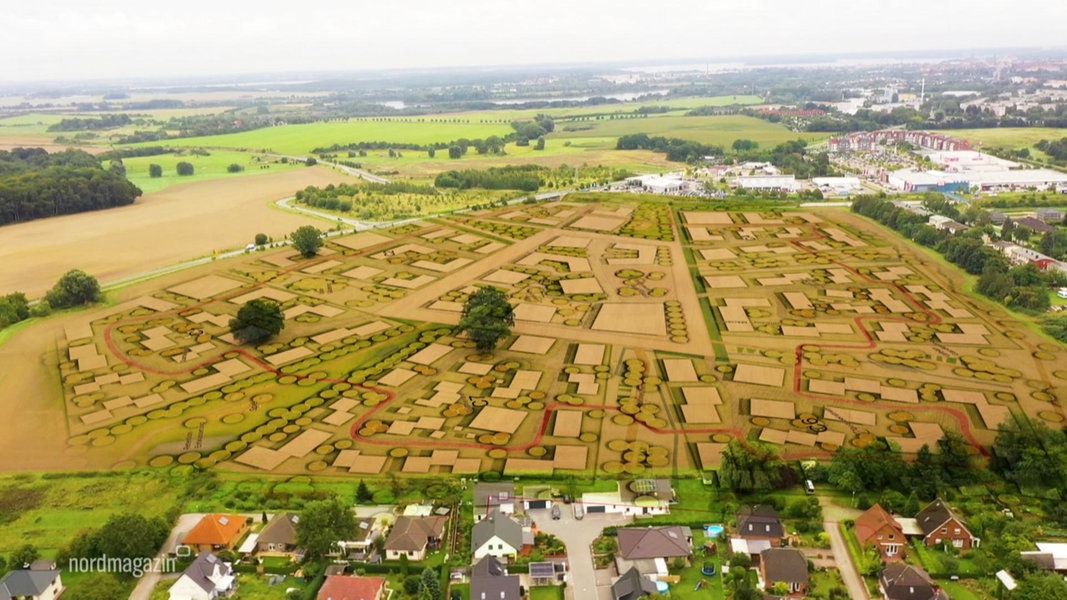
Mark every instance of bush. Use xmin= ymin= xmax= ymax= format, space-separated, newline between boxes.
xmin=227 ymin=163 xmax=245 ymax=173
xmin=176 ymin=161 xmax=194 ymax=176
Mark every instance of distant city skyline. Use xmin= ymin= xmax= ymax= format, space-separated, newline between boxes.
xmin=2 ymin=0 xmax=1065 ymax=84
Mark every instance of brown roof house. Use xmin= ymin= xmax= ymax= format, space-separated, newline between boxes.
xmin=855 ymin=504 xmax=907 ymax=561
xmin=181 ymin=514 xmax=250 ymax=553
xmin=614 ymin=526 xmax=692 ymax=580
xmin=384 ymin=515 xmax=447 ymax=561
xmin=879 ymin=564 xmax=949 ymax=600
xmin=759 ymin=548 xmax=809 ymax=596
xmin=733 ymin=505 xmax=786 ymax=555
xmin=256 ymin=512 xmax=304 ymax=559
xmin=317 ymin=575 xmax=386 ymax=600
xmin=915 ymin=498 xmax=979 ymax=550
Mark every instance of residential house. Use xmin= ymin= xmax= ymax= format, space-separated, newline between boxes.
xmin=614 ymin=526 xmax=692 ymax=581
xmin=611 ymin=566 xmax=658 ymax=600
xmin=383 ymin=515 xmax=447 ymax=561
xmin=915 ymin=498 xmax=979 ymax=550
xmin=470 ymin=556 xmax=521 ymax=600
xmin=336 ymin=517 xmax=382 ymax=561
xmin=316 ymin=575 xmax=386 ymax=600
xmin=181 ymin=514 xmax=249 ymax=553
xmin=1037 ymin=208 xmax=1064 ymax=224
xmin=1015 ymin=216 xmax=1055 ymax=234
xmin=168 ymin=552 xmax=236 ymax=600
xmin=1021 ymin=542 xmax=1067 ymax=572
xmin=855 ymin=504 xmax=907 ymax=561
xmin=474 ymin=483 xmax=516 ymax=522
xmin=255 ymin=512 xmax=303 ymax=559
xmin=879 ymin=564 xmax=949 ymax=600
xmin=472 ymin=509 xmax=524 ymax=561
xmin=582 ymin=479 xmax=674 ymax=517
xmin=988 ymin=211 xmax=1007 ymax=225
xmin=732 ymin=505 xmax=786 ymax=555
xmin=0 ymin=569 xmax=64 ymax=600
xmin=759 ymin=548 xmax=809 ymax=596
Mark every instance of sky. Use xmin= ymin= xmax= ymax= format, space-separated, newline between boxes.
xmin=2 ymin=0 xmax=1065 ymax=83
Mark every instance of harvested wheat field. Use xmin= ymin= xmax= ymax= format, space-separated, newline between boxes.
xmin=0 ymin=167 xmax=355 ymax=297
xmin=1 ymin=194 xmax=1064 ymax=478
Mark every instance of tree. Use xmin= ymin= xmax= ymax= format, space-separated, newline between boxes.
xmin=290 ymin=225 xmax=323 ymax=258
xmin=296 ymin=497 xmax=357 ymax=559
xmin=1013 ymin=572 xmax=1067 ymax=600
xmin=65 ymin=573 xmax=126 ymax=600
xmin=254 ymin=233 xmax=268 ymax=246
xmin=448 ymin=145 xmax=463 ymax=159
xmin=457 ymin=286 xmax=514 ymax=353
xmin=0 ymin=292 xmax=30 ymax=329
xmin=0 ymin=554 xmax=6 ymax=573
xmin=227 ymin=163 xmax=244 ymax=173
xmin=534 ymin=136 xmax=546 ymax=151
xmin=230 ymin=299 xmax=284 ymax=343
xmin=421 ymin=567 xmax=441 ymax=600
xmin=176 ymin=161 xmax=194 ymax=176
xmin=45 ymin=269 xmax=101 ymax=308
xmin=305 ymin=157 xmax=317 ymax=167
xmin=10 ymin=543 xmax=39 ymax=568
xmin=109 ymin=160 xmax=126 ymax=178
xmin=148 ymin=163 xmax=163 ymax=178
xmin=1043 ymin=314 xmax=1067 ymax=342
xmin=732 ymin=139 xmax=759 ymax=152
xmin=356 ymin=480 xmax=373 ymax=504
xmin=92 ymin=514 xmax=169 ymax=573
xmin=720 ymin=439 xmax=783 ymax=492
xmin=427 ymin=147 xmax=436 ymax=158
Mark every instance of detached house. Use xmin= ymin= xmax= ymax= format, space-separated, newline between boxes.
xmin=471 ymin=510 xmax=524 ymax=561
xmin=733 ymin=505 xmax=786 ymax=555
xmin=611 ymin=566 xmax=658 ymax=600
xmin=879 ymin=564 xmax=949 ymax=600
xmin=256 ymin=512 xmax=303 ymax=559
xmin=759 ymin=548 xmax=809 ymax=596
xmin=384 ymin=515 xmax=447 ymax=561
xmin=915 ymin=499 xmax=979 ymax=550
xmin=615 ymin=526 xmax=693 ymax=580
xmin=168 ymin=552 xmax=236 ymax=600
xmin=855 ymin=504 xmax=907 ymax=561
xmin=470 ymin=556 xmax=521 ymax=600
xmin=181 ymin=514 xmax=249 ymax=553
xmin=317 ymin=575 xmax=386 ymax=600
xmin=0 ymin=569 xmax=64 ymax=600
xmin=582 ymin=479 xmax=674 ymax=516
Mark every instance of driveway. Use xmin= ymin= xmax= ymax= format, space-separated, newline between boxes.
xmin=818 ymin=496 xmax=868 ymax=600
xmin=528 ymin=504 xmax=632 ymax=600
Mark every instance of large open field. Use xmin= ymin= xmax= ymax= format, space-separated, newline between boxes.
xmin=939 ymin=127 xmax=1067 ymax=149
xmin=2 ymin=195 xmax=1062 ymax=480
xmin=551 ymin=114 xmax=828 ymax=148
xmin=123 ymin=149 xmax=300 ymax=194
xmin=0 ymin=167 xmax=356 ymax=298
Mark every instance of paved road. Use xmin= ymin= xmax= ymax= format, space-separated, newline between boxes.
xmin=818 ymin=496 xmax=868 ymax=600
xmin=529 ymin=505 xmax=632 ymax=600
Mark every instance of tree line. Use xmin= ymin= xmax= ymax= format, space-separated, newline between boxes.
xmin=851 ymin=195 xmax=1063 ymax=313
xmin=434 ymin=165 xmax=546 ymax=191
xmin=615 ymin=133 xmax=724 ymax=162
xmin=46 ymin=114 xmax=133 ymax=132
xmin=0 ymin=148 xmax=142 ymax=226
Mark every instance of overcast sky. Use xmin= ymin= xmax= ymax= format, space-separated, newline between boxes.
xmin=2 ymin=0 xmax=1065 ymax=83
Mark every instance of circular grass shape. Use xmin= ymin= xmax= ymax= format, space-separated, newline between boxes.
xmin=149 ymin=455 xmax=175 ymax=468
xmin=1032 ymin=391 xmax=1055 ymax=402
xmin=889 ymin=424 xmax=911 ymax=435
xmin=612 ymin=414 xmax=635 ymax=426
xmin=69 ymin=433 xmax=92 ymax=446
xmin=526 ymin=401 xmax=545 ymax=411
xmin=89 ymin=434 xmax=116 ymax=447
xmin=109 ymin=423 xmax=134 ymax=436
xmin=588 ymin=409 xmax=605 ymax=419
xmin=388 ymin=447 xmax=409 ymax=458
xmin=334 ymin=439 xmax=353 ymax=450
xmin=209 ymin=449 xmax=232 ymax=462
xmin=751 ymin=417 xmax=771 ymax=427
xmin=268 ymin=432 xmax=287 ymax=443
xmin=295 ymin=417 xmax=313 ymax=427
xmin=647 ymin=455 xmax=670 ymax=467
xmin=277 ymin=375 xmax=298 ymax=385
xmin=601 ymin=461 xmax=625 ymax=474
xmin=978 ymin=348 xmax=1000 ymax=357
xmin=225 ymin=440 xmax=248 ymax=453
xmin=186 ymin=396 xmax=208 ymax=408
xmin=1039 ymin=410 xmax=1065 ymax=423
xmin=125 ymin=415 xmax=149 ymax=427
xmin=282 ymin=424 xmax=300 ymax=434
xmin=1004 ymin=330 xmax=1025 ymax=339
xmin=177 ymin=451 xmax=201 ymax=464
xmin=528 ymin=446 xmax=547 ymax=457
xmin=315 ymin=444 xmax=335 ymax=456
xmin=607 ymin=439 xmax=629 ymax=452
xmin=241 ymin=431 xmax=263 ymax=443
xmin=320 ymin=389 xmax=339 ymax=399
xmin=305 ymin=397 xmax=326 ymax=408
xmin=712 ymin=433 xmax=732 ymax=443
xmin=1034 ymin=351 xmax=1056 ymax=361
xmin=624 ymin=462 xmax=646 ymax=475
xmin=487 ymin=448 xmax=508 ymax=459
xmin=296 ymin=377 xmax=318 ymax=387
xmin=184 ymin=417 xmax=208 ymax=429
xmin=221 ymin=413 xmax=245 ymax=425
xmin=579 ymin=432 xmax=597 ymax=443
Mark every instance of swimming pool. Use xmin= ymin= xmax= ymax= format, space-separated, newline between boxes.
xmin=705 ymin=524 xmax=724 ymax=538
xmin=656 ymin=581 xmax=669 ymax=594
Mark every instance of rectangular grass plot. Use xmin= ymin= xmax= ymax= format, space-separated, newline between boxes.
xmin=732 ymin=364 xmax=785 ymax=387
xmin=168 ymin=275 xmax=245 ymax=300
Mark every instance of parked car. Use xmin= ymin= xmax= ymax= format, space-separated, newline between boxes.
xmin=573 ymin=503 xmax=584 ymax=520
xmin=551 ymin=504 xmax=561 ymax=520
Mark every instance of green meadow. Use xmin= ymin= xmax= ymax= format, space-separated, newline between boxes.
xmin=941 ymin=127 xmax=1067 ymax=149
xmin=553 ymin=114 xmax=828 ymax=148
xmin=123 ymin=150 xmax=300 ymax=194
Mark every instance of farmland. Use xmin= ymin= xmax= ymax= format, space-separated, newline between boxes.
xmin=123 ymin=149 xmax=299 ymax=194
xmin=940 ymin=127 xmax=1067 ymax=150
xmin=2 ymin=195 xmax=1062 ymax=483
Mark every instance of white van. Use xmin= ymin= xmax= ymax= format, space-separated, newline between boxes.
xmin=1058 ymin=288 xmax=1067 ymax=299
xmin=805 ymin=480 xmax=815 ymax=495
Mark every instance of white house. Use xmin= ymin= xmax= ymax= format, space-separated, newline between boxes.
xmin=471 ymin=510 xmax=524 ymax=561
xmin=0 ymin=570 xmax=64 ymax=600
xmin=169 ymin=552 xmax=236 ymax=600
xmin=581 ymin=479 xmax=674 ymax=517
xmin=473 ymin=483 xmax=516 ymax=522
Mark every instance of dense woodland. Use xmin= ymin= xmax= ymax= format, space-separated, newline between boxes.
xmin=434 ymin=165 xmax=546 ymax=191
xmin=0 ymin=148 xmax=142 ymax=226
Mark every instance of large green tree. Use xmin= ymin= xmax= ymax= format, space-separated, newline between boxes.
xmin=230 ymin=299 xmax=284 ymax=343
xmin=1013 ymin=572 xmax=1067 ymax=600
xmin=457 ymin=286 xmax=514 ymax=353
xmin=296 ymin=497 xmax=357 ymax=559
xmin=720 ymin=439 xmax=782 ymax=493
xmin=290 ymin=225 xmax=323 ymax=258
xmin=45 ymin=269 xmax=101 ymax=308
xmin=65 ymin=573 xmax=127 ymax=599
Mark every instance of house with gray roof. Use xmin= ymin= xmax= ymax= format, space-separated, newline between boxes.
xmin=759 ymin=548 xmax=808 ymax=595
xmin=617 ymin=526 xmax=693 ymax=561
xmin=255 ymin=512 xmax=303 ymax=559
xmin=915 ymin=498 xmax=978 ymax=550
xmin=168 ymin=552 xmax=236 ymax=600
xmin=879 ymin=564 xmax=949 ymax=600
xmin=470 ymin=556 xmax=521 ymax=600
xmin=473 ymin=483 xmax=516 ymax=521
xmin=734 ymin=505 xmax=786 ymax=555
xmin=0 ymin=569 xmax=64 ymax=600
xmin=472 ymin=509 xmax=524 ymax=561
xmin=612 ymin=566 xmax=657 ymax=600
